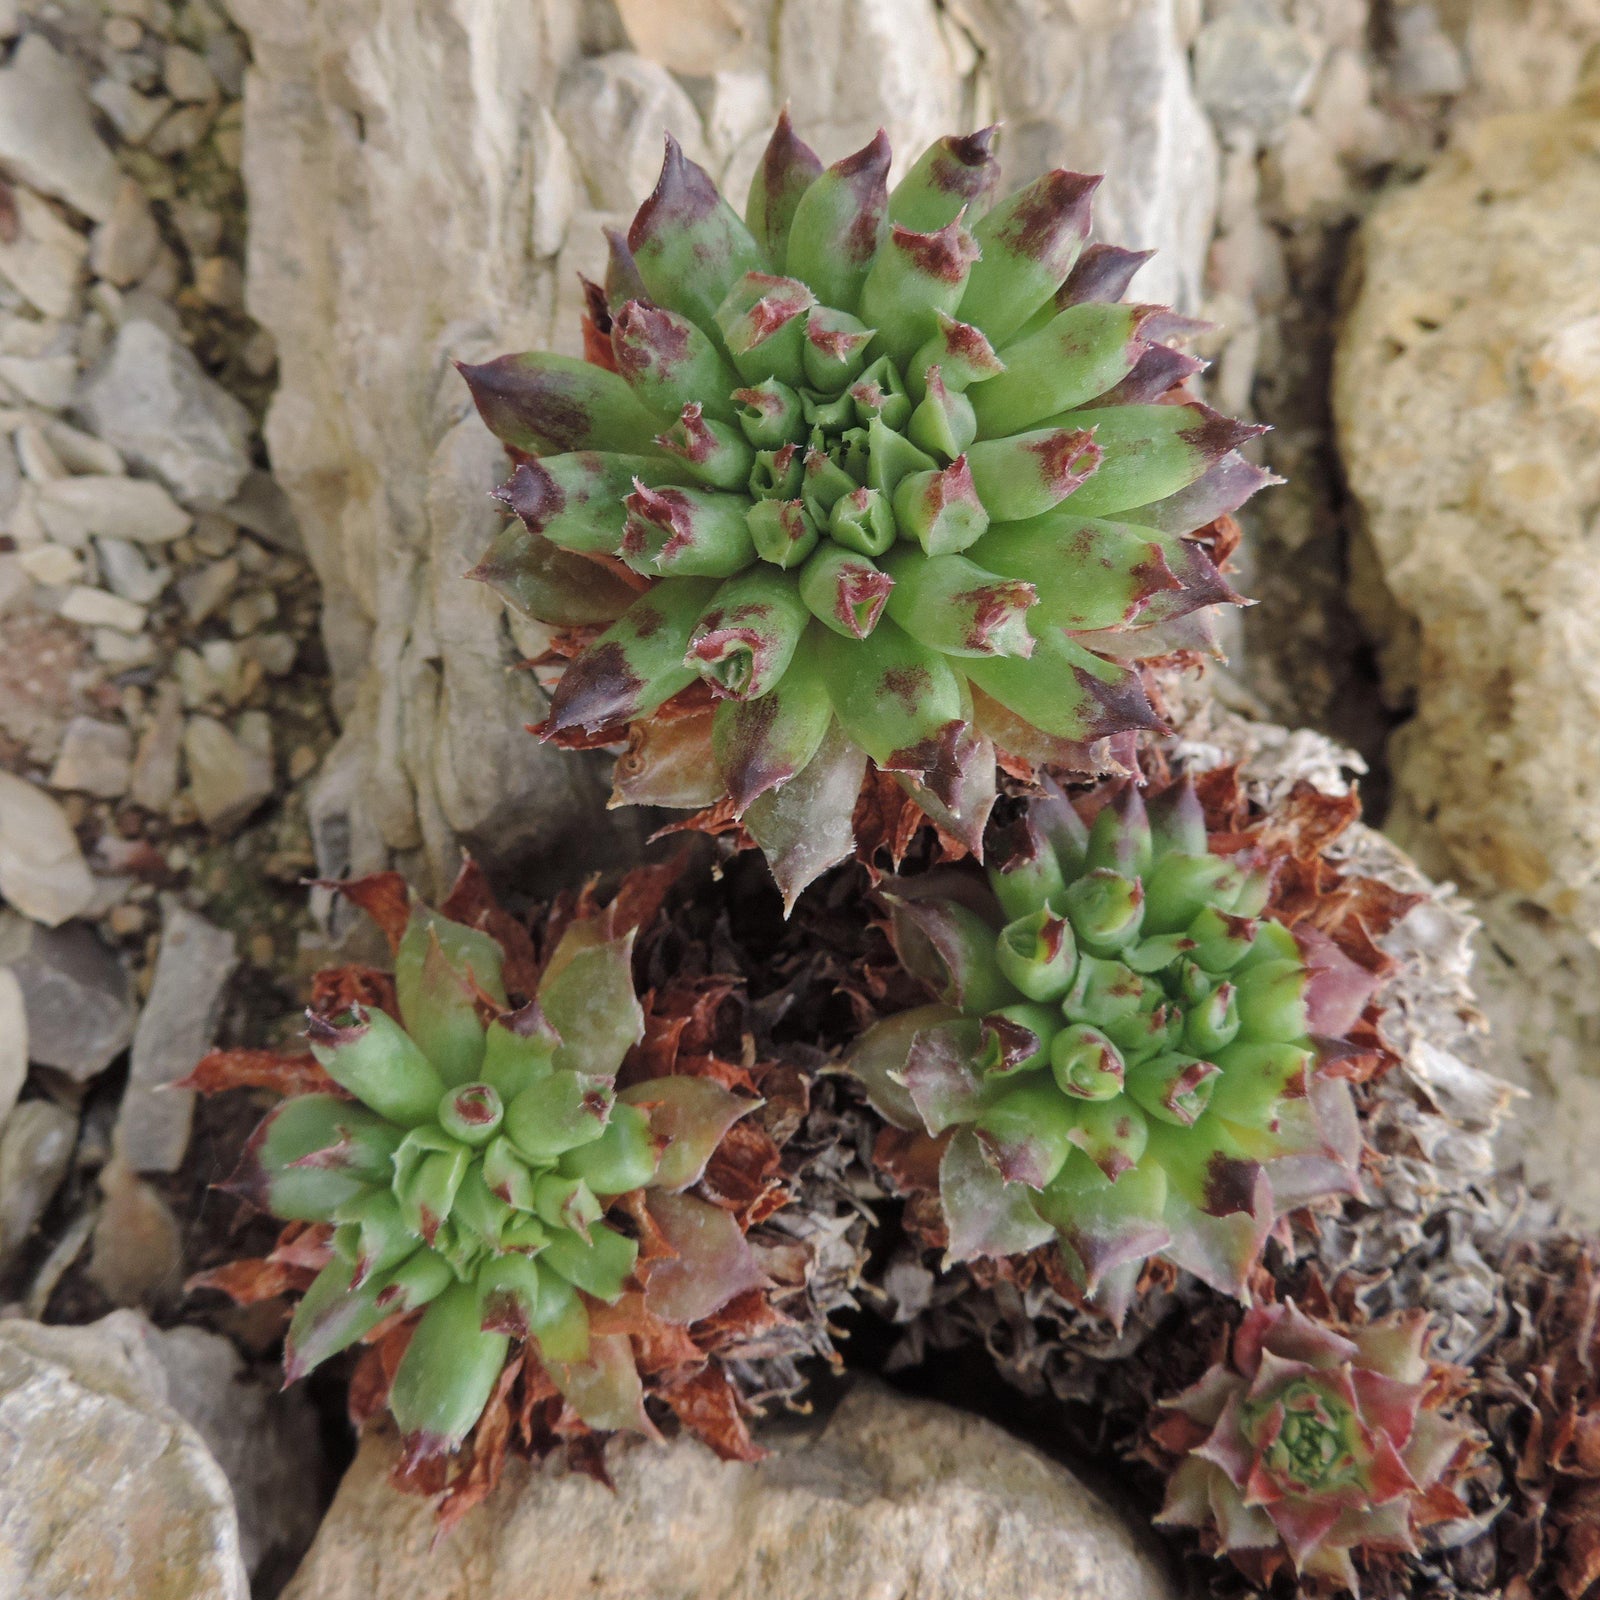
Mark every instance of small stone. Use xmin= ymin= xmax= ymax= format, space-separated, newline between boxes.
xmin=183 ymin=714 xmax=272 ymax=831
xmin=242 ymin=631 xmax=297 ymax=676
xmin=1193 ymin=0 xmax=1317 ymax=136
xmin=130 ymin=683 xmax=182 ymax=812
xmin=108 ymin=903 xmax=147 ymax=937
xmin=42 ymin=419 xmax=122 ymax=475
xmin=0 ymin=551 xmax=30 ymax=617
xmin=19 ymin=542 xmax=84 ymax=586
xmin=92 ymin=627 xmax=156 ymax=667
xmin=176 ymin=555 xmax=238 ymax=623
xmin=190 ymin=512 xmax=237 ymax=558
xmin=1389 ymin=3 xmax=1468 ymax=98
xmin=0 ymin=1099 xmax=76 ymax=1261
xmin=15 ymin=422 xmax=67 ymax=483
xmin=0 ymin=352 xmax=77 ymax=410
xmin=169 ymin=199 xmax=224 ymax=259
xmin=113 ymin=904 xmax=235 ymax=1172
xmin=146 ymin=102 xmax=214 ymax=159
xmin=104 ymin=14 xmax=145 ymax=50
xmin=193 ymin=255 xmax=244 ymax=311
xmin=164 ymin=44 xmax=217 ymax=103
xmin=204 ymin=32 xmax=247 ymax=97
xmin=0 ymin=36 xmax=121 ymax=222
xmin=89 ymin=77 xmax=171 ymax=146
xmin=96 ymin=536 xmax=170 ymax=604
xmin=227 ymin=589 xmax=275 ymax=635
xmin=221 ymin=469 xmax=299 ymax=553
xmin=49 ymin=716 xmax=133 ymax=798
xmin=0 ymin=771 xmax=95 ymax=926
xmin=91 ymin=177 xmax=163 ymax=288
xmin=36 ymin=474 xmax=193 ymax=546
xmin=88 ymin=1154 xmax=185 ymax=1307
xmin=287 ymin=744 xmax=318 ymax=783
xmin=8 ymin=918 xmax=136 ymax=1077
xmin=59 ymin=585 xmax=146 ymax=633
xmin=0 ymin=187 xmax=88 ymax=320
xmin=78 ymin=319 xmax=252 ymax=504
xmin=0 ymin=966 xmax=24 ymax=1128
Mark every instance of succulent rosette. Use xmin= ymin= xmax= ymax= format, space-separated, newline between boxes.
xmin=850 ymin=776 xmax=1379 ymax=1321
xmin=1152 ymin=1300 xmax=1474 ymax=1594
xmin=190 ymin=864 xmax=818 ymax=1507
xmin=461 ymin=115 xmax=1267 ymax=905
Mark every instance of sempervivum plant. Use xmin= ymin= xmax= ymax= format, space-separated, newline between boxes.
xmin=1151 ymin=1300 xmax=1474 ymax=1595
xmin=849 ymin=776 xmax=1377 ymax=1321
xmin=192 ymin=865 xmax=806 ymax=1507
xmin=461 ymin=115 xmax=1267 ymax=904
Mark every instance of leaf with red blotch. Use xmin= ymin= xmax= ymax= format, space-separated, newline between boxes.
xmin=314 ymin=872 xmax=412 ymax=951
xmin=175 ymin=1048 xmax=343 ymax=1099
xmin=310 ymin=965 xmax=398 ymax=1019
xmin=659 ymin=1367 xmax=764 ymax=1463
xmin=433 ymin=1355 xmax=524 ymax=1539
xmin=185 ymin=1255 xmax=316 ymax=1305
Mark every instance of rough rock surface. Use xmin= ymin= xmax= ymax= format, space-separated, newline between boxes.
xmin=233 ymin=0 xmax=1216 ymax=896
xmin=282 ymin=1380 xmax=1175 ymax=1600
xmin=0 ymin=1313 xmax=249 ymax=1600
xmin=1335 ymin=81 xmax=1600 ymax=1212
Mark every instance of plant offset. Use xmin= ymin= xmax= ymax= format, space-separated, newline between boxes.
xmin=850 ymin=779 xmax=1376 ymax=1320
xmin=461 ymin=116 xmax=1268 ymax=901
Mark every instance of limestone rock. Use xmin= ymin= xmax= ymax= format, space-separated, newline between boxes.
xmin=0 ymin=771 xmax=95 ymax=926
xmin=36 ymin=473 xmax=193 ymax=547
xmin=113 ymin=904 xmax=236 ymax=1173
xmin=0 ymin=1098 xmax=76 ymax=1263
xmin=0 ymin=35 xmax=120 ymax=222
xmin=0 ymin=966 xmax=23 ymax=1129
xmin=283 ymin=1382 xmax=1175 ymax=1600
xmin=184 ymin=712 xmax=274 ymax=830
xmin=48 ymin=715 xmax=132 ymax=798
xmin=77 ymin=318 xmax=252 ymax=503
xmin=1334 ymin=84 xmax=1600 ymax=1212
xmin=0 ymin=1313 xmax=249 ymax=1600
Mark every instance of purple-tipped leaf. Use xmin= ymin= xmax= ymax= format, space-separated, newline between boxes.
xmin=456 ymin=352 xmax=661 ymax=456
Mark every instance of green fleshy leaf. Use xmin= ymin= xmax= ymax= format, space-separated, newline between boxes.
xmin=549 ymin=1332 xmax=657 ymax=1437
xmin=967 ymin=426 xmax=1101 ymax=522
xmin=504 ymin=1071 xmax=615 ymax=1162
xmin=656 ymin=405 xmax=756 ymax=489
xmin=784 ymin=130 xmax=891 ymax=312
xmin=238 ymin=1094 xmax=401 ymax=1222
xmin=537 ymin=929 xmax=644 ymax=1079
xmin=621 ymin=1074 xmax=756 ymax=1192
xmin=884 ymin=891 xmax=1017 ymax=1016
xmin=492 ymin=453 xmax=686 ymax=557
xmin=803 ymin=307 xmax=874 ymax=389
xmin=888 ymin=128 xmax=1001 ymax=232
xmin=540 ymin=1220 xmax=639 ymax=1302
xmin=1034 ymin=1151 xmax=1170 ymax=1298
xmin=629 ymin=134 xmax=767 ymax=330
xmin=745 ymin=109 xmax=824 ymax=262
xmin=907 ymin=367 xmax=978 ymax=458
xmin=881 ymin=549 xmax=1035 ymax=659
xmin=558 ymin=1101 xmax=658 ymax=1195
xmin=307 ymin=1007 xmax=446 ymax=1128
xmin=457 ymin=352 xmax=662 ymax=455
xmin=975 ymin=1074 xmax=1082 ymax=1188
xmin=859 ymin=217 xmax=981 ymax=366
xmin=479 ymin=1007 xmax=559 ymax=1102
xmin=687 ymin=565 xmax=811 ymax=699
xmin=619 ymin=483 xmax=758 ymax=578
xmin=710 ymin=648 xmax=833 ymax=812
xmin=798 ymin=543 xmax=893 ymax=639
xmin=610 ymin=300 xmax=742 ymax=422
xmin=387 ymin=1279 xmax=510 ymax=1450
xmin=715 ymin=272 xmax=815 ymax=387
xmin=393 ymin=916 xmax=497 ymax=1087
xmin=995 ymin=908 xmax=1077 ymax=1002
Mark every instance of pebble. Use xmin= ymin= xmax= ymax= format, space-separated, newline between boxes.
xmin=223 ymin=470 xmax=300 ymax=552
xmin=190 ymin=513 xmax=237 ymax=558
xmin=1193 ymin=0 xmax=1318 ymax=136
xmin=1389 ymin=3 xmax=1468 ymax=97
xmin=18 ymin=543 xmax=84 ymax=586
xmin=0 ymin=36 xmax=121 ymax=223
xmin=89 ymin=78 xmax=172 ymax=146
xmin=227 ymin=590 xmax=276 ymax=635
xmin=96 ymin=536 xmax=171 ymax=603
xmin=146 ymin=102 xmax=213 ymax=159
xmin=79 ymin=318 xmax=252 ymax=504
xmin=91 ymin=177 xmax=163 ymax=288
xmin=0 ymin=188 xmax=89 ymax=321
xmin=193 ymin=255 xmax=244 ymax=311
xmin=8 ymin=915 xmax=137 ymax=1078
xmin=0 ymin=352 xmax=77 ymax=410
xmin=0 ymin=966 xmax=24 ymax=1129
xmin=43 ymin=419 xmax=123 ymax=475
xmin=88 ymin=1154 xmax=184 ymax=1306
xmin=0 ymin=1098 xmax=77 ymax=1262
xmin=35 ymin=474 xmax=193 ymax=545
xmin=15 ymin=422 xmax=67 ymax=482
xmin=176 ymin=556 xmax=238 ymax=623
xmin=164 ymin=45 xmax=217 ymax=104
xmin=104 ymin=15 xmax=145 ymax=51
xmin=183 ymin=714 xmax=272 ymax=830
xmin=113 ymin=904 xmax=236 ymax=1173
xmin=59 ymin=585 xmax=146 ymax=633
xmin=93 ymin=627 xmax=157 ymax=667
xmin=49 ymin=716 xmax=133 ymax=798
xmin=0 ymin=771 xmax=96 ymax=926
xmin=0 ymin=552 xmax=29 ymax=617
xmin=242 ymin=632 xmax=296 ymax=676
xmin=129 ymin=682 xmax=182 ymax=812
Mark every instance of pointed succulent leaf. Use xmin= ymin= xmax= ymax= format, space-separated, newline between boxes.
xmin=387 ymin=1279 xmax=511 ymax=1454
xmin=629 ymin=133 xmax=767 ymax=329
xmin=995 ymin=908 xmax=1077 ymax=1001
xmin=958 ymin=170 xmax=1099 ymax=344
xmin=1127 ymin=450 xmax=1281 ymax=537
xmin=558 ymin=1100 xmax=658 ymax=1195
xmin=892 ymin=455 xmax=990 ymax=556
xmin=940 ymin=1126 xmax=1056 ymax=1262
xmin=621 ymin=1074 xmax=757 ymax=1191
xmin=687 ymin=564 xmax=811 ymax=699
xmin=656 ymin=404 xmax=757 ymax=489
xmin=908 ymin=311 xmax=1006 ymax=396
xmin=540 ymin=1219 xmax=639 ymax=1302
xmin=394 ymin=914 xmax=500 ymax=1086
xmin=859 ymin=217 xmax=982 ymax=366
xmin=714 ymin=271 xmax=815 ymax=386
xmin=711 ymin=650 xmax=833 ymax=812
xmin=643 ymin=1190 xmax=769 ymax=1324
xmin=798 ymin=543 xmax=893 ymax=639
xmin=975 ymin=1074 xmax=1083 ymax=1188
xmin=230 ymin=1093 xmax=400 ymax=1221
xmin=545 ymin=578 xmax=719 ymax=737
xmin=469 ymin=520 xmax=637 ymax=627
xmin=504 ymin=1070 xmax=615 ymax=1162
xmin=965 ymin=427 xmax=1101 ymax=523
xmin=901 ymin=1017 xmax=990 ymax=1133
xmin=846 ymin=1004 xmax=964 ymax=1130
xmin=492 ymin=454 xmax=686 ymax=556
xmin=745 ymin=108 xmax=824 ymax=261
xmin=479 ymin=1006 xmax=559 ymax=1102
xmin=881 ymin=549 xmax=1035 ymax=658
xmin=306 ymin=1006 xmax=446 ymax=1128
xmin=889 ymin=127 xmax=1001 ymax=231
xmin=610 ymin=301 xmax=742 ymax=423
xmin=783 ymin=129 xmax=891 ymax=312
xmin=884 ymin=891 xmax=1016 ymax=1016
xmin=802 ymin=306 xmax=874 ymax=389
xmin=549 ymin=1332 xmax=658 ymax=1437
xmin=619 ymin=482 xmax=758 ymax=578
xmin=907 ymin=366 xmax=978 ymax=458
xmin=1057 ymin=242 xmax=1155 ymax=308
xmin=457 ymin=352 xmax=663 ymax=456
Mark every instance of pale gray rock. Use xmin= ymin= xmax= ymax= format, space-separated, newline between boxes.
xmin=95 ymin=535 xmax=171 ymax=603
xmin=0 ymin=966 xmax=22 ymax=1129
xmin=48 ymin=716 xmax=133 ymax=798
xmin=0 ymin=1314 xmax=249 ymax=1600
xmin=0 ymin=772 xmax=95 ymax=927
xmin=129 ymin=681 xmax=184 ymax=813
xmin=283 ymin=1381 xmax=1175 ymax=1600
xmin=1193 ymin=0 xmax=1318 ymax=135
xmin=0 ymin=35 xmax=120 ymax=222
xmin=35 ymin=472 xmax=192 ymax=546
xmin=183 ymin=712 xmax=273 ymax=829
xmin=89 ymin=177 xmax=164 ymax=287
xmin=113 ymin=904 xmax=236 ymax=1173
xmin=0 ymin=1098 xmax=76 ymax=1263
xmin=78 ymin=318 xmax=252 ymax=503
xmin=0 ymin=187 xmax=88 ymax=320
xmin=7 ymin=918 xmax=135 ymax=1078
